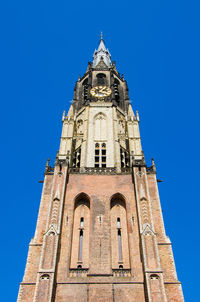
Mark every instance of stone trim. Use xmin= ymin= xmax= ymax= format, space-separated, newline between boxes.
xmin=69 ymin=167 xmax=132 ymax=175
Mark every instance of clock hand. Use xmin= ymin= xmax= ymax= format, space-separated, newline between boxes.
xmin=99 ymin=87 xmax=106 ymax=93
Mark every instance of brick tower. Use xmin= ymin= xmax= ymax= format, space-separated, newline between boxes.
xmin=18 ymin=37 xmax=184 ymax=302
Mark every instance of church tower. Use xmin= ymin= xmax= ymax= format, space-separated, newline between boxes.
xmin=18 ymin=37 xmax=184 ymax=302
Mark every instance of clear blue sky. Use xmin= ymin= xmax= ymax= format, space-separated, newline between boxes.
xmin=0 ymin=0 xmax=199 ymax=300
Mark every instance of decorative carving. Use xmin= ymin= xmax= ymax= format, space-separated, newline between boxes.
xmin=142 ymin=223 xmax=155 ymax=236
xmin=69 ymin=268 xmax=88 ymax=278
xmin=69 ymin=167 xmax=131 ymax=175
xmin=85 ymin=167 xmax=117 ymax=175
xmin=118 ymin=119 xmax=125 ymax=134
xmin=95 ymin=59 xmax=109 ymax=70
xmin=94 ymin=112 xmax=107 ymax=141
xmin=112 ymin=269 xmax=131 ymax=277
xmin=76 ymin=119 xmax=83 ymax=135
xmin=45 ymin=224 xmax=58 ymax=236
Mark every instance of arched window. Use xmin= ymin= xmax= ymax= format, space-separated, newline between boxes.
xmin=70 ymin=193 xmax=90 ymax=269
xmin=110 ymin=194 xmax=130 ymax=268
xmin=96 ymin=73 xmax=106 ymax=85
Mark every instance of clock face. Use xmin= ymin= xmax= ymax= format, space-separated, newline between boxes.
xmin=90 ymin=86 xmax=112 ymax=98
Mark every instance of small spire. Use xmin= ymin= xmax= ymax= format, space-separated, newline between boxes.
xmin=92 ymin=34 xmax=111 ymax=68
xmin=46 ymin=157 xmax=50 ymax=168
xmin=151 ymin=158 xmax=156 ymax=172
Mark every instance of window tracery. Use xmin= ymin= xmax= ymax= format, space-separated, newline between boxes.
xmin=95 ymin=143 xmax=106 ymax=167
xmin=94 ymin=112 xmax=107 ymax=141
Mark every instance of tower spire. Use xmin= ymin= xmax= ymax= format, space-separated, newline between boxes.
xmin=92 ymin=34 xmax=111 ymax=68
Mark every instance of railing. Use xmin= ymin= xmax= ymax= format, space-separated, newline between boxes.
xmin=69 ymin=268 xmax=88 ymax=277
xmin=85 ymin=167 xmax=117 ymax=174
xmin=112 ymin=269 xmax=132 ymax=277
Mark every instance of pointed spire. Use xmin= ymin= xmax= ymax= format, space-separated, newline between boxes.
xmin=92 ymin=33 xmax=111 ymax=68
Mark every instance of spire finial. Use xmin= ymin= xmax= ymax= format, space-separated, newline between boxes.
xmin=100 ymin=31 xmax=103 ymax=40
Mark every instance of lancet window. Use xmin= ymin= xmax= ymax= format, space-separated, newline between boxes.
xmin=94 ymin=112 xmax=107 ymax=141
xmin=95 ymin=143 xmax=106 ymax=168
xmin=117 ymin=218 xmax=122 ymax=261
xmin=70 ymin=194 xmax=90 ymax=269
xmin=110 ymin=194 xmax=130 ymax=269
xmin=78 ymin=217 xmax=84 ymax=261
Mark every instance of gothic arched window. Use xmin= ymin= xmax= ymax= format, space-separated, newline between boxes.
xmin=110 ymin=194 xmax=130 ymax=269
xmin=70 ymin=193 xmax=90 ymax=269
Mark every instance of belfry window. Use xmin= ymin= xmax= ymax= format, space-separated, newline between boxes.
xmin=95 ymin=143 xmax=106 ymax=167
xmin=114 ymin=78 xmax=120 ymax=101
xmin=72 ymin=147 xmax=81 ymax=168
xmin=96 ymin=73 xmax=106 ymax=85
xmin=120 ymin=147 xmax=129 ymax=168
xmin=83 ymin=78 xmax=88 ymax=101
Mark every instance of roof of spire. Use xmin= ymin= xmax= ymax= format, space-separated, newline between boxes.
xmin=92 ymin=34 xmax=111 ymax=68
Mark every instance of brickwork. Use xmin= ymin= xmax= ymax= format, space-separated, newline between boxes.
xmin=17 ymin=39 xmax=184 ymax=301
xmin=18 ymin=170 xmax=184 ymax=301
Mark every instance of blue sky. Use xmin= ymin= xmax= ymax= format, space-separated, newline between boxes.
xmin=0 ymin=0 xmax=199 ymax=300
